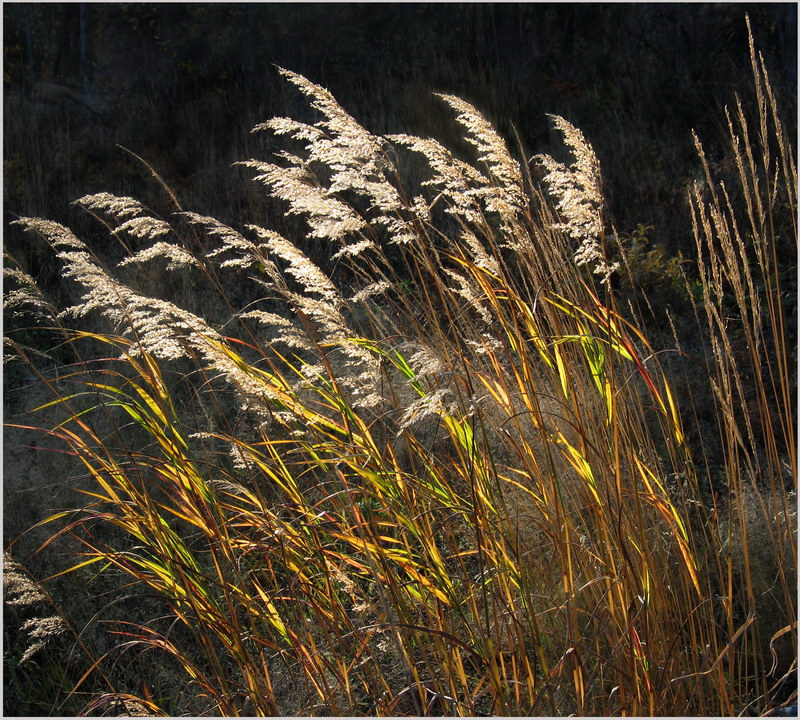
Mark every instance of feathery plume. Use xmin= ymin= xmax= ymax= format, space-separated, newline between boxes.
xmin=4 ymin=554 xmax=68 ymax=664
xmin=535 ymin=115 xmax=618 ymax=280
xmin=119 ymin=242 xmax=198 ymax=271
xmin=73 ymin=192 xmax=147 ymax=220
xmin=238 ymin=160 xmax=367 ymax=241
xmin=4 ymin=553 xmax=47 ymax=607
xmin=19 ymin=616 xmax=68 ymax=664
xmin=398 ymin=388 xmax=456 ymax=433
xmin=3 ymin=265 xmax=57 ymax=320
xmin=436 ymin=95 xmax=524 ymax=195
xmin=112 ymin=216 xmax=172 ymax=241
xmin=246 ymin=225 xmax=341 ymax=304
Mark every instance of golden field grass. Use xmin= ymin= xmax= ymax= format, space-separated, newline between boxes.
xmin=4 ymin=22 xmax=796 ymax=717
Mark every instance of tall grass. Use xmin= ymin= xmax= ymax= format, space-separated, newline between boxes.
xmin=5 ymin=24 xmax=795 ymax=716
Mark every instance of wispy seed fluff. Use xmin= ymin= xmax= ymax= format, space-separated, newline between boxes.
xmin=248 ymin=68 xmax=411 ymax=249
xmin=119 ymin=241 xmax=198 ymax=271
xmin=113 ymin=215 xmax=172 ymax=241
xmin=4 ymin=554 xmax=67 ymax=664
xmin=536 ymin=114 xmax=618 ymax=280
xmin=266 ymin=68 xmax=385 ymax=174
xmin=246 ymin=225 xmax=341 ymax=305
xmin=388 ymin=133 xmax=489 ymax=224
xmin=4 ymin=553 xmax=47 ymax=607
xmin=398 ymin=388 xmax=457 ymax=434
xmin=3 ymin=265 xmax=57 ymax=320
xmin=237 ymin=161 xmax=367 ymax=242
xmin=436 ymin=94 xmax=525 ymax=208
xmin=12 ymin=218 xmax=298 ymax=416
xmin=19 ymin=616 xmax=68 ymax=663
xmin=73 ymin=192 xmax=147 ymax=221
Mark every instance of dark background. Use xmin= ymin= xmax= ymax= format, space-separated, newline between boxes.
xmin=4 ymin=3 xmax=797 ymax=265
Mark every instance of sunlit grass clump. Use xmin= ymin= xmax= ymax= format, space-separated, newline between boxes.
xmin=5 ymin=25 xmax=796 ymax=716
